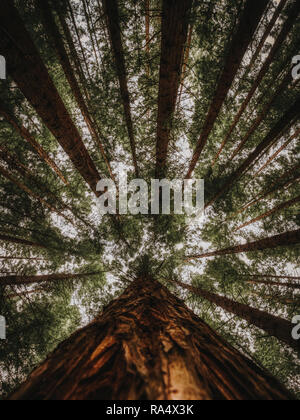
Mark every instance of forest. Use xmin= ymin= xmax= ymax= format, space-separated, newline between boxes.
xmin=0 ymin=0 xmax=299 ymax=401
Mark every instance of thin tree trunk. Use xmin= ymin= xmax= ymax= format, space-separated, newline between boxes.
xmin=243 ymin=274 xmax=300 ymax=281
xmin=229 ymin=75 xmax=299 ymax=162
xmin=186 ymin=229 xmax=300 ymax=259
xmin=245 ymin=0 xmax=288 ymax=73
xmin=206 ymin=96 xmax=300 ymax=208
xmin=0 ymin=234 xmax=46 ymax=249
xmin=37 ymin=0 xmax=115 ymax=182
xmin=0 ymin=257 xmax=46 ymax=261
xmin=103 ymin=0 xmax=139 ymax=177
xmin=9 ymin=277 xmax=293 ymax=400
xmin=0 ymin=103 xmax=68 ymax=185
xmin=66 ymin=0 xmax=92 ymax=80
xmin=177 ymin=25 xmax=193 ymax=110
xmin=0 ymin=272 xmax=101 ymax=287
xmin=234 ymin=195 xmax=300 ymax=232
xmin=254 ymin=126 xmax=300 ymax=177
xmin=186 ymin=0 xmax=269 ymax=179
xmin=247 ymin=279 xmax=300 ymax=290
xmin=235 ymin=164 xmax=300 ymax=217
xmin=82 ymin=0 xmax=100 ymax=70
xmin=0 ymin=164 xmax=76 ymax=227
xmin=0 ymin=1 xmax=101 ymax=196
xmin=217 ymin=1 xmax=300 ymax=156
xmin=145 ymin=0 xmax=150 ymax=75
xmin=155 ymin=0 xmax=193 ymax=178
xmin=175 ymin=280 xmax=300 ymax=353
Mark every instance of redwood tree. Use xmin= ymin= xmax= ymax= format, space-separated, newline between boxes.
xmin=8 ymin=277 xmax=293 ymax=400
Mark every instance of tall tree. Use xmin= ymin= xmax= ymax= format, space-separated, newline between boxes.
xmin=234 ymin=195 xmax=300 ymax=232
xmin=175 ymin=280 xmax=300 ymax=353
xmin=0 ymin=272 xmax=101 ymax=287
xmin=218 ymin=0 xmax=300 ymax=155
xmin=0 ymin=0 xmax=101 ymax=196
xmin=36 ymin=0 xmax=115 ymax=182
xmin=155 ymin=0 xmax=193 ymax=178
xmin=185 ymin=0 xmax=269 ymax=178
xmin=103 ymin=0 xmax=139 ymax=177
xmin=0 ymin=234 xmax=46 ymax=249
xmin=187 ymin=229 xmax=300 ymax=259
xmin=207 ymin=96 xmax=300 ymax=208
xmin=8 ymin=277 xmax=293 ymax=400
xmin=0 ymin=102 xmax=68 ymax=185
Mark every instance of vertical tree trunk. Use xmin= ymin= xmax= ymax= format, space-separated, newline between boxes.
xmin=206 ymin=96 xmax=300 ymax=208
xmin=9 ymin=277 xmax=293 ymax=400
xmin=186 ymin=0 xmax=269 ymax=178
xmin=175 ymin=280 xmax=300 ymax=353
xmin=37 ymin=0 xmax=115 ymax=182
xmin=0 ymin=272 xmax=102 ymax=287
xmin=218 ymin=0 xmax=300 ymax=154
xmin=187 ymin=229 xmax=300 ymax=259
xmin=0 ymin=0 xmax=101 ymax=196
xmin=103 ymin=0 xmax=139 ymax=177
xmin=0 ymin=103 xmax=68 ymax=185
xmin=155 ymin=0 xmax=193 ymax=178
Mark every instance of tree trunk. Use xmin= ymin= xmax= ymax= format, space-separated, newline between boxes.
xmin=103 ymin=0 xmax=139 ymax=177
xmin=0 ymin=257 xmax=46 ymax=261
xmin=9 ymin=277 xmax=293 ymax=400
xmin=187 ymin=229 xmax=300 ymax=259
xmin=0 ymin=103 xmax=68 ymax=185
xmin=206 ymin=96 xmax=300 ymax=208
xmin=0 ymin=272 xmax=101 ymax=287
xmin=186 ymin=0 xmax=269 ymax=179
xmin=177 ymin=25 xmax=193 ymax=110
xmin=0 ymin=0 xmax=101 ymax=196
xmin=0 ymin=234 xmax=46 ymax=249
xmin=254 ymin=126 xmax=300 ymax=177
xmin=235 ymin=164 xmax=300 ymax=217
xmin=247 ymin=279 xmax=300 ymax=290
xmin=0 ymin=164 xmax=76 ymax=227
xmin=234 ymin=195 xmax=300 ymax=231
xmin=175 ymin=280 xmax=300 ymax=353
xmin=228 ymin=72 xmax=293 ymax=162
xmin=155 ymin=0 xmax=193 ymax=178
xmin=245 ymin=0 xmax=288 ymax=73
xmin=37 ymin=0 xmax=114 ymax=182
xmin=218 ymin=0 xmax=300 ymax=154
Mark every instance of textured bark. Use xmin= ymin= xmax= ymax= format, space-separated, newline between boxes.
xmin=155 ymin=0 xmax=193 ymax=178
xmin=187 ymin=229 xmax=300 ymax=259
xmin=0 ymin=103 xmax=68 ymax=185
xmin=37 ymin=0 xmax=114 ymax=181
xmin=206 ymin=96 xmax=300 ymax=208
xmin=0 ymin=164 xmax=75 ymax=227
xmin=0 ymin=234 xmax=46 ymax=249
xmin=175 ymin=280 xmax=300 ymax=353
xmin=234 ymin=195 xmax=300 ymax=231
xmin=103 ymin=0 xmax=139 ymax=177
xmin=254 ymin=127 xmax=300 ymax=177
xmin=9 ymin=277 xmax=293 ymax=400
xmin=218 ymin=0 xmax=300 ymax=155
xmin=0 ymin=272 xmax=101 ymax=287
xmin=0 ymin=1 xmax=101 ymax=196
xmin=186 ymin=0 xmax=269 ymax=179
